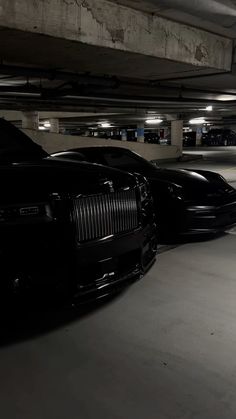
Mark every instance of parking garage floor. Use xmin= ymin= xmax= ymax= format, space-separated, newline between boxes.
xmin=1 ymin=147 xmax=236 ymax=419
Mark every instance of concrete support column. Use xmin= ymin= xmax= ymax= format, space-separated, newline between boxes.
xmin=171 ymin=120 xmax=183 ymax=153
xmin=121 ymin=129 xmax=127 ymax=141
xmin=22 ymin=111 xmax=39 ymax=130
xmin=196 ymin=127 xmax=202 ymax=146
xmin=49 ymin=118 xmax=59 ymax=134
xmin=137 ymin=123 xmax=145 ymax=143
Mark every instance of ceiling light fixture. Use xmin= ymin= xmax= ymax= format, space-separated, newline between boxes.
xmin=145 ymin=118 xmax=163 ymax=124
xmin=189 ymin=118 xmax=206 ymax=125
xmin=39 ymin=126 xmax=47 ymax=130
xmin=100 ymin=122 xmax=111 ymax=128
xmin=44 ymin=121 xmax=51 ymax=128
xmin=217 ymin=95 xmax=236 ymax=101
xmin=205 ymin=105 xmax=213 ymax=111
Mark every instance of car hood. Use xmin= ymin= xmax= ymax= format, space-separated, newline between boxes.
xmin=153 ymin=167 xmax=222 ymax=186
xmin=126 ymin=165 xmax=221 ymax=186
xmin=128 ymin=165 xmax=235 ymax=201
xmin=150 ymin=167 xmax=236 ymax=202
xmin=0 ymin=157 xmax=137 ymax=204
xmin=0 ymin=118 xmax=137 ymax=196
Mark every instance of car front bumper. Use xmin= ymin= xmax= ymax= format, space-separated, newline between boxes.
xmin=0 ymin=221 xmax=157 ymax=304
xmin=184 ymin=201 xmax=236 ymax=234
xmin=73 ymin=222 xmax=157 ymax=301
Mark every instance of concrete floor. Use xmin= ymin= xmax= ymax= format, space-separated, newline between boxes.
xmin=1 ymin=147 xmax=236 ymax=419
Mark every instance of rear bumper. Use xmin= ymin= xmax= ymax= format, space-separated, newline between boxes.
xmin=184 ymin=201 xmax=236 ymax=234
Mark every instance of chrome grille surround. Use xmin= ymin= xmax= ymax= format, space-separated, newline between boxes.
xmin=72 ymin=189 xmax=138 ymax=242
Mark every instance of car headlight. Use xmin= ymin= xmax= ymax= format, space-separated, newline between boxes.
xmin=218 ymin=175 xmax=227 ymax=183
xmin=167 ymin=184 xmax=184 ymax=200
xmin=139 ymin=182 xmax=149 ymax=202
xmin=133 ymin=173 xmax=150 ymax=202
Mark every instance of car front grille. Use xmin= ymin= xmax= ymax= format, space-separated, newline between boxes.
xmin=72 ymin=190 xmax=139 ymax=242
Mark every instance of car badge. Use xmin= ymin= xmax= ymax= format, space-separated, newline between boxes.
xmin=100 ymin=179 xmax=115 ymax=193
xmin=19 ymin=206 xmax=39 ymax=216
xmin=107 ymin=180 xmax=115 ymax=193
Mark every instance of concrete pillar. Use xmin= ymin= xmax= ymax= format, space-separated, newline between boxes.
xmin=196 ymin=127 xmax=202 ymax=146
xmin=137 ymin=123 xmax=145 ymax=143
xmin=121 ymin=129 xmax=127 ymax=141
xmin=22 ymin=111 xmax=39 ymax=130
xmin=171 ymin=120 xmax=183 ymax=153
xmin=49 ymin=118 xmax=59 ymax=134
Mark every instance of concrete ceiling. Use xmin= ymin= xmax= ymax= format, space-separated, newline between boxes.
xmin=0 ymin=0 xmax=236 ymax=128
xmin=0 ymin=63 xmax=236 ymax=130
xmin=112 ymin=0 xmax=236 ymax=37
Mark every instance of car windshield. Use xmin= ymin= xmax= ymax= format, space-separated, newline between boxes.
xmin=100 ymin=150 xmax=155 ymax=170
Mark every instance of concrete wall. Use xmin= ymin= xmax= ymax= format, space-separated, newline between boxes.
xmin=23 ymin=130 xmax=181 ymax=161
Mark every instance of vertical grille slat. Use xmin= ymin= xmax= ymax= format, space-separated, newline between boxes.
xmin=72 ymin=190 xmax=138 ymax=242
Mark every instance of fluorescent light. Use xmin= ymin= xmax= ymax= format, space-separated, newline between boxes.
xmin=205 ymin=105 xmax=213 ymax=111
xmin=189 ymin=118 xmax=206 ymax=125
xmin=44 ymin=121 xmax=51 ymax=128
xmin=39 ymin=126 xmax=47 ymax=130
xmin=216 ymin=94 xmax=236 ymax=101
xmin=145 ymin=118 xmax=163 ymax=124
xmin=100 ymin=123 xmax=111 ymax=128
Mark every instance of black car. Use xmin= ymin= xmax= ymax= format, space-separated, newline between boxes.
xmin=52 ymin=146 xmax=236 ymax=237
xmin=145 ymin=133 xmax=160 ymax=144
xmin=0 ymin=120 xmax=157 ymax=303
xmin=202 ymin=129 xmax=236 ymax=146
xmin=183 ymin=132 xmax=196 ymax=147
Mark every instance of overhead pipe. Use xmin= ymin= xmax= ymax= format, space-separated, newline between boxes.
xmin=0 ymin=64 xmax=119 ymax=88
xmin=150 ymin=70 xmax=232 ymax=83
xmin=0 ymin=82 xmax=234 ymax=102
xmin=0 ymin=64 xmax=234 ymax=101
xmin=0 ymin=88 xmax=235 ymax=106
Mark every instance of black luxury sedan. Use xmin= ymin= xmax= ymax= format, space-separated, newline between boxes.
xmin=0 ymin=120 xmax=157 ymax=303
xmin=52 ymin=146 xmax=236 ymax=238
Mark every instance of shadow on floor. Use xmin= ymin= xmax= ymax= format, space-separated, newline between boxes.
xmin=0 ymin=286 xmax=129 ymax=348
xmin=0 ymin=232 xmax=228 ymax=346
xmin=159 ymin=231 xmax=227 ymax=246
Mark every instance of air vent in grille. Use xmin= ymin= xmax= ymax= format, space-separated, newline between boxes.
xmin=72 ymin=190 xmax=138 ymax=242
